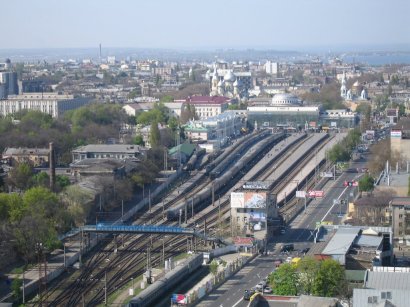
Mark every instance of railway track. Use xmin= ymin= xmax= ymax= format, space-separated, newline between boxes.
xmin=44 ymin=132 xmax=334 ymax=306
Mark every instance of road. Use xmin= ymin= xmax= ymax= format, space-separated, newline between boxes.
xmin=196 ymin=156 xmax=369 ymax=307
xmin=195 ymin=256 xmax=275 ymax=307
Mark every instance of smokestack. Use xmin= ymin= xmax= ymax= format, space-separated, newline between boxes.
xmin=99 ymin=43 xmax=102 ymax=64
xmin=49 ymin=142 xmax=56 ymax=190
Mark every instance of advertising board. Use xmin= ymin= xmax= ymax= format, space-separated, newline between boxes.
xmin=171 ymin=294 xmax=187 ymax=304
xmin=249 ymin=211 xmax=267 ymax=231
xmin=307 ymin=190 xmax=324 ymax=198
xmin=231 ymin=191 xmax=267 ymax=208
xmin=391 ymin=130 xmax=402 ymax=138
xmin=386 ymin=108 xmax=398 ymax=117
xmin=296 ymin=190 xmax=306 ymax=198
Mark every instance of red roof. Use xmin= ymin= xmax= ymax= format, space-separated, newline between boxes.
xmin=184 ymin=95 xmax=230 ymax=105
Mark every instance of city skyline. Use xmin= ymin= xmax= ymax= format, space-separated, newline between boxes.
xmin=2 ymin=0 xmax=410 ymax=51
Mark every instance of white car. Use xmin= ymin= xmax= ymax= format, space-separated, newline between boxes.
xmin=263 ymin=286 xmax=273 ymax=294
xmin=286 ymin=256 xmax=292 ymax=263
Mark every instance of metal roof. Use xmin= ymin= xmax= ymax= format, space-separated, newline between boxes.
xmin=322 ymin=227 xmax=360 ymax=255
xmin=355 ymin=234 xmax=383 ymax=248
xmin=353 ymin=288 xmax=410 ymax=307
xmin=365 ymin=271 xmax=410 ymax=290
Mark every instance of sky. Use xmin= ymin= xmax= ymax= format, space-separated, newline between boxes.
xmin=2 ymin=0 xmax=410 ymax=51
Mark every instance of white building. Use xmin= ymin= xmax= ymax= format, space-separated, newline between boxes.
xmin=0 ymin=93 xmax=91 ymax=118
xmin=265 ymin=61 xmax=279 ymax=74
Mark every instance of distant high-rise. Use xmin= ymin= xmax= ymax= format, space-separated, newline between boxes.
xmin=99 ymin=43 xmax=102 ymax=64
xmin=265 ymin=61 xmax=278 ymax=74
xmin=0 ymin=71 xmax=19 ymax=97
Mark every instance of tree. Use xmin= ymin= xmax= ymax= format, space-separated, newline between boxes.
xmin=297 ymin=256 xmax=319 ymax=295
xmin=312 ymin=259 xmax=346 ymax=297
xmin=7 ymin=162 xmax=34 ymax=191
xmin=23 ymin=186 xmax=59 ymax=221
xmin=32 ymin=172 xmax=50 ymax=188
xmin=359 ymin=174 xmax=375 ymax=193
xmin=209 ymin=260 xmax=218 ymax=276
xmin=180 ymin=104 xmax=198 ymax=124
xmin=56 ymin=175 xmax=70 ymax=190
xmin=270 ymin=263 xmax=299 ymax=296
xmin=150 ymin=121 xmax=161 ymax=147
xmin=62 ymin=185 xmax=93 ymax=226
xmin=133 ymin=134 xmax=145 ymax=146
xmin=11 ymin=277 xmax=22 ymax=300
xmin=160 ymin=95 xmax=174 ymax=103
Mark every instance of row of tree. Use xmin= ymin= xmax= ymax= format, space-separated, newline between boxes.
xmin=327 ymin=128 xmax=361 ymax=163
xmin=269 ymin=258 xmax=347 ymax=298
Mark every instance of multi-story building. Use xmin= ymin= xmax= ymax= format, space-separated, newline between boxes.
xmin=176 ymin=96 xmax=230 ymax=119
xmin=0 ymin=93 xmax=91 ymax=118
xmin=0 ymin=71 xmax=19 ymax=98
xmin=2 ymin=147 xmax=50 ymax=167
xmin=390 ymin=197 xmax=410 ymax=246
xmin=71 ymin=144 xmax=147 ymax=163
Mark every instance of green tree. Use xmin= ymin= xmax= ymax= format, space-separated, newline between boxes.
xmin=359 ymin=174 xmax=375 ymax=193
xmin=167 ymin=116 xmax=179 ymax=132
xmin=62 ymin=185 xmax=93 ymax=226
xmin=7 ymin=162 xmax=34 ymax=191
xmin=297 ymin=256 xmax=319 ymax=295
xmin=23 ymin=186 xmax=59 ymax=221
xmin=133 ymin=134 xmax=145 ymax=146
xmin=160 ymin=95 xmax=174 ymax=103
xmin=209 ymin=260 xmax=218 ymax=276
xmin=56 ymin=175 xmax=71 ymax=190
xmin=150 ymin=121 xmax=161 ymax=147
xmin=32 ymin=172 xmax=50 ymax=188
xmin=270 ymin=263 xmax=299 ymax=296
xmin=11 ymin=277 xmax=22 ymax=300
xmin=312 ymin=259 xmax=346 ymax=297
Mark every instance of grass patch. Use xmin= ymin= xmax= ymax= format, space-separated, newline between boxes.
xmin=10 ymin=264 xmax=34 ymax=275
xmin=103 ymin=275 xmax=143 ymax=306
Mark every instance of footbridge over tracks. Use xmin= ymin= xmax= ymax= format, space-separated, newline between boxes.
xmin=66 ymin=224 xmax=229 ymax=245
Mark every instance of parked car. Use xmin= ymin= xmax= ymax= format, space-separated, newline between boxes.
xmin=263 ymin=286 xmax=273 ymax=294
xmin=281 ymin=243 xmax=294 ymax=253
xmin=301 ymin=247 xmax=310 ymax=254
xmin=243 ymin=289 xmax=255 ymax=300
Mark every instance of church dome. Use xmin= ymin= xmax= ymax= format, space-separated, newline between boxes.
xmin=271 ymin=93 xmax=301 ymax=106
xmin=224 ymin=70 xmax=236 ymax=82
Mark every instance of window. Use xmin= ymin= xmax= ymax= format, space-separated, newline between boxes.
xmin=399 ymin=214 xmax=403 ymax=219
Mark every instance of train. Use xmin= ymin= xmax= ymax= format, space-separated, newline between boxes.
xmin=166 ymin=131 xmax=285 ymax=221
xmin=183 ymin=147 xmax=206 ymax=171
xmin=207 ymin=130 xmax=275 ymax=179
xmin=128 ymin=253 xmax=203 ymax=307
xmin=204 ymin=130 xmax=270 ymax=177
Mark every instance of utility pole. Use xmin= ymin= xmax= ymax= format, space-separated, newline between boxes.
xmin=121 ymin=199 xmax=124 ymax=221
xmin=149 ymin=189 xmax=151 ymax=213
xmin=104 ymin=271 xmax=107 ymax=306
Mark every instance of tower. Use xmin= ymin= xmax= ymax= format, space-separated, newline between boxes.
xmin=340 ymin=71 xmax=347 ymax=98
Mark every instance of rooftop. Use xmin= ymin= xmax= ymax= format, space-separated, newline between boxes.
xmin=365 ymin=271 xmax=410 ymax=290
xmin=72 ymin=144 xmax=146 ymax=154
xmin=179 ymin=95 xmax=230 ymax=105
xmin=322 ymin=227 xmax=360 ymax=255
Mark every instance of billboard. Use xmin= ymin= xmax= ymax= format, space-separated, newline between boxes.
xmin=386 ymin=108 xmax=398 ymax=117
xmin=231 ymin=191 xmax=267 ymax=208
xmin=249 ymin=211 xmax=267 ymax=231
xmin=307 ymin=190 xmax=324 ymax=198
xmin=171 ymin=294 xmax=187 ymax=305
xmin=391 ymin=130 xmax=402 ymax=139
xmin=296 ymin=190 xmax=306 ymax=198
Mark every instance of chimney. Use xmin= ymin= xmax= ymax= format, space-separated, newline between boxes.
xmin=49 ymin=142 xmax=56 ymax=190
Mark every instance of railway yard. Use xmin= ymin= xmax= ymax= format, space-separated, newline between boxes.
xmin=24 ymin=129 xmax=345 ymax=306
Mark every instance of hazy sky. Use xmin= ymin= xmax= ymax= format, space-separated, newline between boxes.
xmin=2 ymin=0 xmax=409 ymax=50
